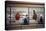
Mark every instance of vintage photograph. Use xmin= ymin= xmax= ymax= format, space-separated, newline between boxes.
xmin=5 ymin=1 xmax=45 ymax=30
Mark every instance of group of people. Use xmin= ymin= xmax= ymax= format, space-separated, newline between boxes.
xmin=15 ymin=10 xmax=44 ymax=25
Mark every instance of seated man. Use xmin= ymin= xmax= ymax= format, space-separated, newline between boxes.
xmin=23 ymin=15 xmax=29 ymax=25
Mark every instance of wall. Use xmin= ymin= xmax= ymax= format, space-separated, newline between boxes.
xmin=6 ymin=7 xmax=45 ymax=25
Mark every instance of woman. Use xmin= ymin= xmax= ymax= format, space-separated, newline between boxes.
xmin=15 ymin=12 xmax=20 ymax=20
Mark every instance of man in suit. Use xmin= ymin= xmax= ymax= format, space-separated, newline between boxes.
xmin=33 ymin=10 xmax=37 ymax=20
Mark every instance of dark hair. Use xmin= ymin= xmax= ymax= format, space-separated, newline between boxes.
xmin=33 ymin=10 xmax=35 ymax=14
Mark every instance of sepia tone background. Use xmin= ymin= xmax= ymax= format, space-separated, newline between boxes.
xmin=5 ymin=1 xmax=45 ymax=30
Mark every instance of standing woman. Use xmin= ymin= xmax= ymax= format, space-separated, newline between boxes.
xmin=15 ymin=12 xmax=20 ymax=24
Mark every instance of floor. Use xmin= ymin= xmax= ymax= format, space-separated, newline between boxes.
xmin=5 ymin=24 xmax=44 ymax=30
